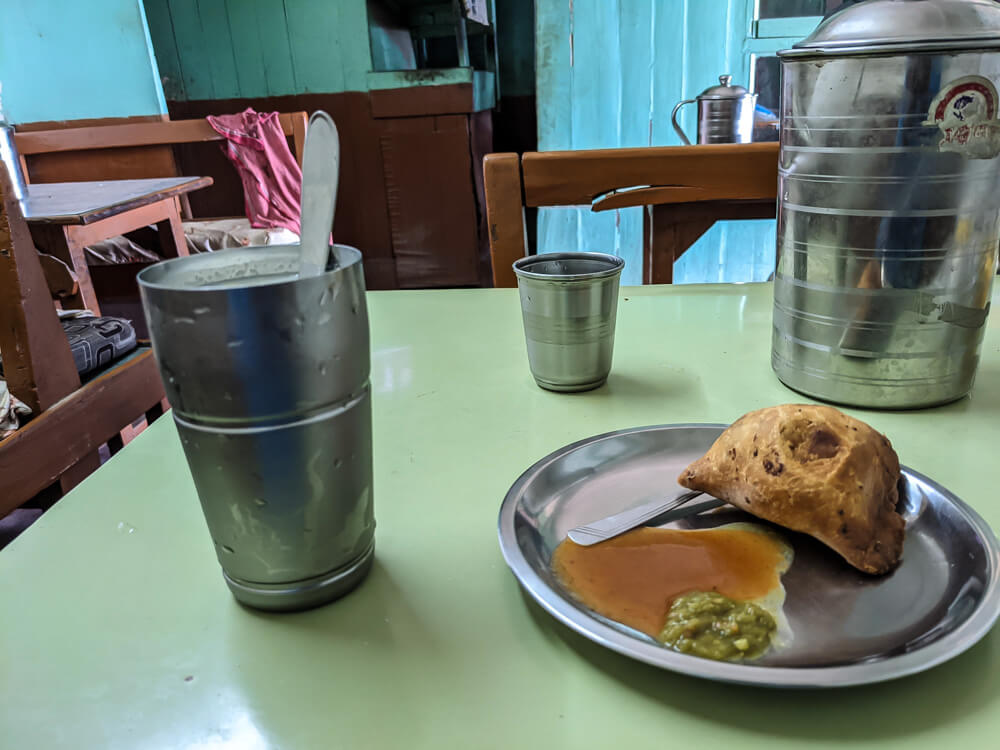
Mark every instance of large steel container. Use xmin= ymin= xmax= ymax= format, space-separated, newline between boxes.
xmin=772 ymin=0 xmax=1000 ymax=408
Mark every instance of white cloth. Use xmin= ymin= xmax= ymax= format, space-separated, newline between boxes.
xmin=84 ymin=234 xmax=161 ymax=266
xmin=0 ymin=380 xmax=31 ymax=439
xmin=84 ymin=219 xmax=298 ymax=267
xmin=182 ymin=218 xmax=299 ymax=254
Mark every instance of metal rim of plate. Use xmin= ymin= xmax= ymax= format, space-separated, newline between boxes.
xmin=497 ymin=424 xmax=1000 ymax=688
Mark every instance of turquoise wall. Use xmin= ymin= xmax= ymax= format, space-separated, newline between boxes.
xmin=0 ymin=0 xmax=166 ymax=124
xmin=145 ymin=0 xmax=372 ymax=101
xmin=535 ymin=0 xmax=778 ymax=285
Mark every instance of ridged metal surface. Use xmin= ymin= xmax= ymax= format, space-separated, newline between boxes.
xmin=772 ymin=53 xmax=1000 ymax=408
xmin=139 ymin=245 xmax=375 ymax=610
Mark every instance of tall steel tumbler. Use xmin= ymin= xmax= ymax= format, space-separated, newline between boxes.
xmin=138 ymin=244 xmax=374 ymax=611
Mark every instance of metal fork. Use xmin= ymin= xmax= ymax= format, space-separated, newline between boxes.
xmin=567 ymin=489 xmax=725 ymax=546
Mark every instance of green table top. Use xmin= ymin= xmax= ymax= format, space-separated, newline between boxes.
xmin=3 ymin=282 xmax=999 ymax=748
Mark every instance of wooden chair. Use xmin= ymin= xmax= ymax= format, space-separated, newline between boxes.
xmin=483 ymin=142 xmax=780 ymax=287
xmin=0 ymin=165 xmax=166 ymax=517
xmin=12 ymin=112 xmax=308 ymax=318
xmin=13 ymin=112 xmax=308 ymax=182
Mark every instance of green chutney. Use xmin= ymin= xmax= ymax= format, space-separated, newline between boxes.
xmin=659 ymin=591 xmax=776 ymax=661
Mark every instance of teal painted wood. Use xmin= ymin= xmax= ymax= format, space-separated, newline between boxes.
xmin=0 ymin=0 xmax=166 ymax=123
xmin=286 ymin=0 xmax=369 ymax=93
xmin=571 ymin=0 xmax=621 ymax=257
xmin=167 ymin=0 xmax=217 ymax=100
xmin=243 ymin=0 xmax=299 ymax=96
xmin=139 ymin=0 xmax=170 ymax=114
xmin=197 ymin=0 xmax=242 ymax=100
xmin=225 ymin=0 xmax=274 ymax=98
xmin=535 ymin=0 xmax=782 ymax=285
xmin=535 ymin=2 xmax=578 ymax=255
xmin=145 ymin=0 xmax=372 ymax=101
xmin=496 ymin=0 xmax=535 ymax=97
xmin=145 ymin=1 xmax=187 ymax=102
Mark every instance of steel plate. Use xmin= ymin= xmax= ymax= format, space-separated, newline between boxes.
xmin=497 ymin=424 xmax=1000 ymax=688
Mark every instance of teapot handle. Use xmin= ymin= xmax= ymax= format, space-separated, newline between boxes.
xmin=671 ymin=99 xmax=695 ymax=146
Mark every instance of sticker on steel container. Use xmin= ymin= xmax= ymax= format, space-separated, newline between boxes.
xmin=923 ymin=75 xmax=1000 ymax=159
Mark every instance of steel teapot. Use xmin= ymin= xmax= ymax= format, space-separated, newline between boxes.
xmin=671 ymin=75 xmax=758 ymax=145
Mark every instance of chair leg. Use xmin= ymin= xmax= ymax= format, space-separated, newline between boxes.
xmin=644 ymin=205 xmax=716 ymax=285
xmin=58 ymin=227 xmax=102 ymax=313
xmin=29 ymin=225 xmax=100 ymax=313
xmin=155 ymin=198 xmax=189 ymax=259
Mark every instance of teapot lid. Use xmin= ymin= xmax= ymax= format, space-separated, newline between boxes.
xmin=781 ymin=0 xmax=1000 ymax=58
xmin=698 ymin=75 xmax=751 ymax=99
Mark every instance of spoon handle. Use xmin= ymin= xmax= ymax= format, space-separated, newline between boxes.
xmin=299 ymin=111 xmax=341 ymax=277
xmin=567 ymin=491 xmax=726 ymax=546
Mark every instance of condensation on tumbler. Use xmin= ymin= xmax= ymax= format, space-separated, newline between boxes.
xmin=137 ymin=244 xmax=375 ymax=611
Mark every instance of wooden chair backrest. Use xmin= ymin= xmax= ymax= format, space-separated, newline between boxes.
xmin=0 ymin=166 xmax=81 ymax=413
xmin=484 ymin=143 xmax=779 ymax=287
xmin=13 ymin=112 xmax=309 ymax=184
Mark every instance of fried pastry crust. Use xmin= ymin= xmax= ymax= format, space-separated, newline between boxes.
xmin=679 ymin=404 xmax=904 ymax=575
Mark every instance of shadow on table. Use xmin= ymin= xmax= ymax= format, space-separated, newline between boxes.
xmin=935 ymin=362 xmax=1000 ymax=416
xmin=571 ymin=370 xmax=704 ymax=404
xmin=520 ymin=588 xmax=996 ymax=741
xmin=230 ymin=558 xmax=423 ymax=644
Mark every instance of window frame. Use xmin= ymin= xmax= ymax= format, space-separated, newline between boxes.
xmin=744 ymin=1 xmax=824 ymax=108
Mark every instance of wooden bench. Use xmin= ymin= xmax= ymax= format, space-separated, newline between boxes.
xmin=0 ymin=164 xmax=167 ymax=515
xmin=12 ymin=112 xmax=308 ymax=326
xmin=13 ymin=112 xmax=307 ymax=187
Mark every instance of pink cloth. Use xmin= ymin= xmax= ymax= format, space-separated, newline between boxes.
xmin=206 ymin=108 xmax=302 ymax=235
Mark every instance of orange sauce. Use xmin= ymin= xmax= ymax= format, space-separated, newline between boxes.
xmin=552 ymin=526 xmax=788 ymax=638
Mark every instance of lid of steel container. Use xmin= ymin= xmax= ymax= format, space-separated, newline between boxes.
xmin=779 ymin=0 xmax=1000 ymax=58
xmin=695 ymin=74 xmax=751 ymax=100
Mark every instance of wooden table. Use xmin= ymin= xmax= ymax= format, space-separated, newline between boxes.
xmin=2 ymin=283 xmax=999 ymax=748
xmin=23 ymin=176 xmax=213 ymax=313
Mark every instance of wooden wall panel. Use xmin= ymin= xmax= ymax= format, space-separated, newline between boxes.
xmin=145 ymin=0 xmax=372 ymax=101
xmin=378 ymin=116 xmax=480 ymax=288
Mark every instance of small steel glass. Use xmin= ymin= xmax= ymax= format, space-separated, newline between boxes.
xmin=138 ymin=244 xmax=374 ymax=612
xmin=513 ymin=252 xmax=625 ymax=392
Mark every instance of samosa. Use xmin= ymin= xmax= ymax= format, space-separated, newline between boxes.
xmin=679 ymin=404 xmax=904 ymax=575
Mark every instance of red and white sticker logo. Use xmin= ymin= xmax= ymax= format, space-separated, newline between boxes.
xmin=923 ymin=75 xmax=1000 ymax=159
